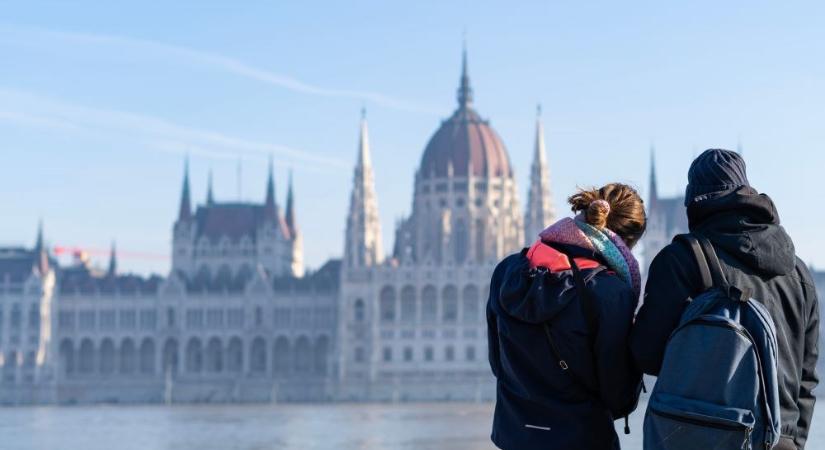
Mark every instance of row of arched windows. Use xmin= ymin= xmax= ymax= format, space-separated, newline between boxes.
xmin=58 ymin=335 xmax=330 ymax=378
xmin=59 ymin=337 xmax=155 ymax=376
xmin=362 ymin=284 xmax=488 ymax=324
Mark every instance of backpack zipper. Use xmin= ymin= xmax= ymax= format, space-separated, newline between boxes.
xmin=650 ymin=408 xmax=753 ymax=448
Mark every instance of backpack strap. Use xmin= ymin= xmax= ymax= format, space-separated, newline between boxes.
xmin=540 ymin=259 xmax=604 ymax=398
xmin=673 ymin=234 xmax=713 ymax=291
xmin=570 ymin=258 xmax=602 ymax=335
xmin=695 ymin=235 xmax=730 ymax=290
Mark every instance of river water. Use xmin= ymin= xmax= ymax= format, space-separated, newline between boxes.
xmin=0 ymin=397 xmax=821 ymax=449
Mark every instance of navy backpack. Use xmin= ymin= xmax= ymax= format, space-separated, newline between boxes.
xmin=643 ymin=234 xmax=781 ymax=450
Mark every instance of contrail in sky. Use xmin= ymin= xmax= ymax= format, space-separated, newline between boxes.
xmin=0 ymin=88 xmax=349 ymax=171
xmin=0 ymin=24 xmax=440 ymax=115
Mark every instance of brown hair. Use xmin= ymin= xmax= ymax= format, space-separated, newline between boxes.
xmin=568 ymin=183 xmax=647 ymax=248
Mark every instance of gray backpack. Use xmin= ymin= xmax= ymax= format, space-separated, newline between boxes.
xmin=643 ymin=234 xmax=781 ymax=450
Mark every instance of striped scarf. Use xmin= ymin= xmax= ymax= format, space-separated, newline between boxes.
xmin=538 ymin=216 xmax=641 ymax=298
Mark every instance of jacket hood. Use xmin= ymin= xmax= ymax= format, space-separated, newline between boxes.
xmin=687 ymin=186 xmax=796 ymax=277
xmin=497 ymin=248 xmax=581 ymax=324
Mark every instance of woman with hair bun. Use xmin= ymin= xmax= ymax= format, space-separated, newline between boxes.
xmin=487 ymin=183 xmax=647 ymax=450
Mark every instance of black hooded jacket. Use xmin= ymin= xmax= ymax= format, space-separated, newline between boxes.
xmin=631 ymin=187 xmax=819 ymax=449
xmin=488 ymin=244 xmax=642 ymax=450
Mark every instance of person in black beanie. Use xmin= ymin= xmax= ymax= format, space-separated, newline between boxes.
xmin=631 ymin=149 xmax=819 ymax=450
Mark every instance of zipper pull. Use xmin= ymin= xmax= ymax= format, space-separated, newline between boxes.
xmin=741 ymin=427 xmax=752 ymax=450
xmin=624 ymin=416 xmax=630 ymax=435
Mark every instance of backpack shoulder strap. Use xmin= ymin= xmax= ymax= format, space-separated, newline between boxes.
xmin=673 ymin=234 xmax=713 ymax=291
xmin=694 ymin=234 xmax=732 ymax=291
xmin=570 ymin=258 xmax=604 ymax=332
xmin=540 ymin=259 xmax=604 ymax=399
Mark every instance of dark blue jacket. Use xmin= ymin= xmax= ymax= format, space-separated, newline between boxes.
xmin=487 ymin=245 xmax=642 ymax=450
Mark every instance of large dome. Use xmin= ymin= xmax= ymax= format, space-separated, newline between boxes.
xmin=418 ymin=51 xmax=512 ymax=180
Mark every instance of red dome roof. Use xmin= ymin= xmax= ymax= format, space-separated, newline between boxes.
xmin=418 ymin=50 xmax=512 ymax=180
xmin=419 ymin=107 xmax=512 ymax=180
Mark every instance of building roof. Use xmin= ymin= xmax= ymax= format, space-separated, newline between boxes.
xmin=193 ymin=202 xmax=290 ymax=243
xmin=57 ymin=264 xmax=162 ymax=296
xmin=0 ymin=247 xmax=40 ymax=283
xmin=418 ymin=50 xmax=512 ymax=180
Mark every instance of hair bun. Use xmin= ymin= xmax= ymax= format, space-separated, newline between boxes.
xmin=586 ymin=199 xmax=611 ymax=228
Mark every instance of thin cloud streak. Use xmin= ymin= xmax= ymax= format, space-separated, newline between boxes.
xmin=0 ymin=25 xmax=441 ymax=115
xmin=0 ymin=88 xmax=348 ymax=172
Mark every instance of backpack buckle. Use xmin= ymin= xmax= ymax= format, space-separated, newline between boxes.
xmin=729 ymin=286 xmax=752 ymax=303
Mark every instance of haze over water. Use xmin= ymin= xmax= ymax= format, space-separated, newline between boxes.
xmin=1 ymin=396 xmax=823 ymax=449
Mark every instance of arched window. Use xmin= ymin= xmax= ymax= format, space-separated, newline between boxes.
xmin=235 ymin=264 xmax=253 ymax=290
xmin=59 ymin=339 xmax=74 ymax=376
xmin=445 ymin=345 xmax=455 ymax=361
xmin=121 ymin=338 xmax=137 ymax=374
xmin=140 ymin=338 xmax=155 ymax=374
xmin=250 ymin=337 xmax=267 ymax=374
xmin=214 ymin=265 xmax=232 ymax=292
xmin=205 ymin=337 xmax=222 ymax=373
xmin=475 ymin=219 xmax=486 ymax=263
xmin=78 ymin=338 xmax=94 ymax=374
xmin=294 ymin=336 xmax=312 ymax=374
xmin=465 ymin=346 xmax=476 ymax=361
xmin=227 ymin=337 xmax=243 ymax=373
xmin=99 ymin=339 xmax=115 ymax=375
xmin=162 ymin=339 xmax=179 ymax=375
xmin=379 ymin=286 xmax=396 ymax=323
xmin=28 ymin=304 xmax=40 ymax=329
xmin=193 ymin=266 xmax=211 ymax=291
xmin=454 ymin=219 xmax=467 ymax=264
xmin=400 ymin=285 xmax=416 ymax=323
xmin=272 ymin=337 xmax=290 ymax=377
xmin=442 ymin=285 xmax=458 ymax=323
xmin=314 ymin=336 xmax=329 ymax=375
xmin=185 ymin=338 xmax=202 ymax=373
xmin=353 ymin=299 xmax=365 ymax=323
xmin=462 ymin=285 xmax=480 ymax=323
xmin=421 ymin=285 xmax=437 ymax=323
xmin=10 ymin=304 xmax=21 ymax=329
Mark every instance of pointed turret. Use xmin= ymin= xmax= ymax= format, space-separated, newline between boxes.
xmin=107 ymin=241 xmax=117 ymax=277
xmin=206 ymin=169 xmax=215 ymax=205
xmin=264 ymin=156 xmax=278 ymax=220
xmin=456 ymin=41 xmax=473 ymax=108
xmin=177 ymin=158 xmax=192 ymax=221
xmin=34 ymin=220 xmax=48 ymax=275
xmin=524 ymin=104 xmax=555 ymax=244
xmin=649 ymin=144 xmax=659 ymax=207
xmin=343 ymin=109 xmax=383 ymax=268
xmin=285 ymin=169 xmax=296 ymax=234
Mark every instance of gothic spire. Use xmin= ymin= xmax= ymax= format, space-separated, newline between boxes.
xmin=264 ymin=156 xmax=278 ymax=219
xmin=344 ymin=109 xmax=383 ymax=268
xmin=206 ymin=169 xmax=214 ymax=205
xmin=177 ymin=157 xmax=192 ymax=221
xmin=34 ymin=219 xmax=48 ymax=275
xmin=35 ymin=219 xmax=44 ymax=252
xmin=285 ymin=169 xmax=296 ymax=234
xmin=457 ymin=41 xmax=473 ymax=108
xmin=107 ymin=241 xmax=117 ymax=277
xmin=524 ymin=104 xmax=555 ymax=244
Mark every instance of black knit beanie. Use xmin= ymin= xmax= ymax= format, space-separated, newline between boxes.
xmin=684 ymin=149 xmax=750 ymax=206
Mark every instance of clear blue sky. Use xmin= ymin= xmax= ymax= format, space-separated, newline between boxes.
xmin=1 ymin=1 xmax=824 ymax=274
